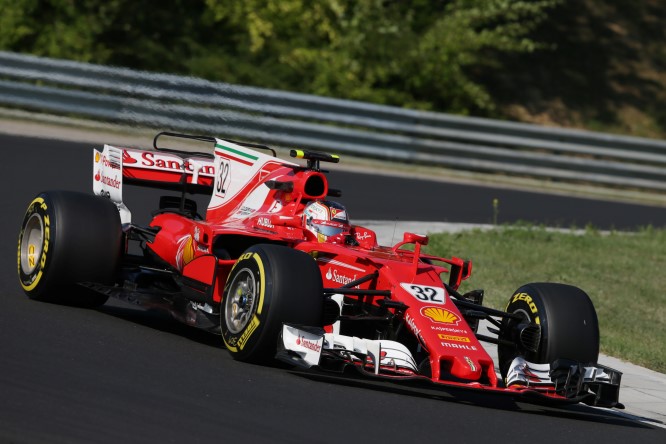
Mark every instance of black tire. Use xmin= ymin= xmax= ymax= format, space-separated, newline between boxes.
xmin=17 ymin=191 xmax=122 ymax=307
xmin=498 ymin=283 xmax=599 ymax=380
xmin=221 ymin=244 xmax=323 ymax=363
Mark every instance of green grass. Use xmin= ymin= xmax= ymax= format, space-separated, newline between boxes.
xmin=423 ymin=225 xmax=666 ymax=373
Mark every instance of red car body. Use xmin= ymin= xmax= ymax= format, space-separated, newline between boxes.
xmin=19 ymin=132 xmax=622 ymax=409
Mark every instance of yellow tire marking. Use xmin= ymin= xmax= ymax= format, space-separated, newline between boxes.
xmin=223 ymin=251 xmax=266 ymax=352
xmin=19 ymin=197 xmax=47 ymax=292
xmin=222 ymin=336 xmax=238 ymax=353
xmin=253 ymin=253 xmax=266 ymax=315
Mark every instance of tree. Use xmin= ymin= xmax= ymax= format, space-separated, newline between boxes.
xmin=202 ymin=0 xmax=561 ymax=114
xmin=0 ymin=0 xmax=561 ymax=114
xmin=0 ymin=0 xmax=210 ymax=70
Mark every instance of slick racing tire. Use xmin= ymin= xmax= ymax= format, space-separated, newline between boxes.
xmin=497 ymin=283 xmax=599 ymax=381
xmin=17 ymin=191 xmax=122 ymax=307
xmin=221 ymin=244 xmax=323 ymax=363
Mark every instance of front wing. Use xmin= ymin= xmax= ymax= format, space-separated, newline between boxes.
xmin=277 ymin=324 xmax=624 ymax=409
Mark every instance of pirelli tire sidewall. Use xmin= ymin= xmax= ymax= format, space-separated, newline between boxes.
xmin=221 ymin=244 xmax=323 ymax=363
xmin=220 ymin=251 xmax=271 ymax=360
xmin=498 ymin=282 xmax=600 ymax=379
xmin=17 ymin=191 xmax=122 ymax=303
xmin=17 ymin=196 xmax=53 ymax=296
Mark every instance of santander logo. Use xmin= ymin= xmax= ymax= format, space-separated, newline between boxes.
xmin=123 ymin=150 xmax=138 ymax=164
xmin=325 ymin=268 xmax=357 ymax=286
xmin=296 ymin=335 xmax=321 ymax=352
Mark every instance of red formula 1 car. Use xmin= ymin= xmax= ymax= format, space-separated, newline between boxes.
xmin=17 ymin=132 xmax=623 ymax=408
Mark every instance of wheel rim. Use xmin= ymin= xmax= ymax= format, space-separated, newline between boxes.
xmin=20 ymin=213 xmax=44 ymax=275
xmin=224 ymin=268 xmax=257 ymax=334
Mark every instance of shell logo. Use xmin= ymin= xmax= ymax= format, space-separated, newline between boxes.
xmin=95 ymin=152 xmax=101 ymax=163
xmin=176 ymin=235 xmax=196 ymax=269
xmin=421 ymin=307 xmax=460 ymax=325
xmin=182 ymin=236 xmax=195 ymax=265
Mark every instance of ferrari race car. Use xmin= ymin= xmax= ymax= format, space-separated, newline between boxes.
xmin=17 ymin=132 xmax=623 ymax=408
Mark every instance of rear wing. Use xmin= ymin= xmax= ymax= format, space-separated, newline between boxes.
xmin=92 ymin=132 xmax=286 ymax=224
xmin=93 ymin=145 xmax=216 ymax=223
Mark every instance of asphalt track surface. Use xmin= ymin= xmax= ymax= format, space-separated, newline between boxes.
xmin=1 ymin=134 xmax=665 ymax=443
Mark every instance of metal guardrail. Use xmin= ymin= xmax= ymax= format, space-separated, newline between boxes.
xmin=1 ymin=50 xmax=665 ymax=191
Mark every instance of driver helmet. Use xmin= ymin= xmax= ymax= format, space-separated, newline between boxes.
xmin=303 ymin=200 xmax=350 ymax=243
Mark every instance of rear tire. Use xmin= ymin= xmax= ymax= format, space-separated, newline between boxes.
xmin=497 ymin=283 xmax=599 ymax=381
xmin=17 ymin=191 xmax=122 ymax=307
xmin=221 ymin=244 xmax=323 ymax=363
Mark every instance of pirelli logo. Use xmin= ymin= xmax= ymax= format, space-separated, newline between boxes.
xmin=438 ymin=334 xmax=470 ymax=342
xmin=238 ymin=316 xmax=260 ymax=350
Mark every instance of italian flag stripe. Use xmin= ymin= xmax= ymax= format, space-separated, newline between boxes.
xmin=215 ymin=143 xmax=258 ymax=162
xmin=216 ymin=150 xmax=254 ymax=166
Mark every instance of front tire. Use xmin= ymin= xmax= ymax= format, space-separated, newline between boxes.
xmin=17 ymin=191 xmax=122 ymax=307
xmin=497 ymin=283 xmax=599 ymax=381
xmin=221 ymin=244 xmax=323 ymax=363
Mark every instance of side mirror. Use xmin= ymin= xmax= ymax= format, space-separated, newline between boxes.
xmin=402 ymin=232 xmax=429 ymax=246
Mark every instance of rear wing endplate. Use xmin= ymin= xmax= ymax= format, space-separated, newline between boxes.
xmin=93 ymin=144 xmax=217 ymax=224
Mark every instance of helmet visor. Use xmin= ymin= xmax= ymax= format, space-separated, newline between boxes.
xmin=311 ymin=220 xmax=348 ymax=237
